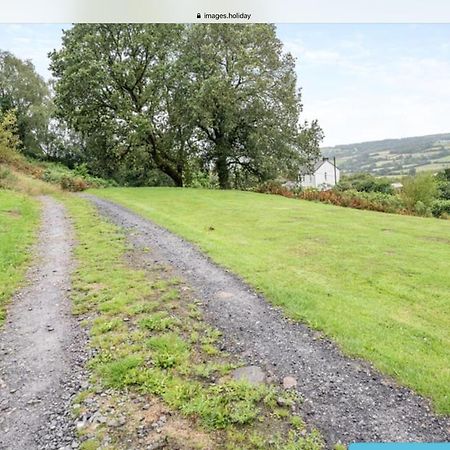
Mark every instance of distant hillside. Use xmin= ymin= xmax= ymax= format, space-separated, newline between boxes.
xmin=322 ymin=133 xmax=450 ymax=177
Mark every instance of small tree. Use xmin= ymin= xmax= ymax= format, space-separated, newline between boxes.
xmin=0 ymin=110 xmax=21 ymax=162
xmin=401 ymin=173 xmax=437 ymax=211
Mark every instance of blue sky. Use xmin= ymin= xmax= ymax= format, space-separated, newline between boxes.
xmin=2 ymin=23 xmax=450 ymax=145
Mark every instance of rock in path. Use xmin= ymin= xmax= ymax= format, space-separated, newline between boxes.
xmin=232 ymin=366 xmax=266 ymax=385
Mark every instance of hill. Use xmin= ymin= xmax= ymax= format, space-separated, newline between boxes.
xmin=322 ymin=132 xmax=450 ymax=176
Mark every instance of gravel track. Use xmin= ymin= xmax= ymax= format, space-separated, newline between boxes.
xmin=0 ymin=196 xmax=87 ymax=450
xmin=87 ymin=194 xmax=450 ymax=447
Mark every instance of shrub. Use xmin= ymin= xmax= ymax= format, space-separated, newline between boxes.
xmin=400 ymin=173 xmax=438 ymax=211
xmin=337 ymin=173 xmax=394 ymax=194
xmin=255 ymin=181 xmax=295 ymax=198
xmin=299 ymin=188 xmax=405 ymax=214
xmin=431 ymin=199 xmax=450 ymax=218
xmin=188 ymin=171 xmax=219 ymax=189
xmin=413 ymin=201 xmax=432 ymax=217
xmin=60 ymin=175 xmax=88 ymax=191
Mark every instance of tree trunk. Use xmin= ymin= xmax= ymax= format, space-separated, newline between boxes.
xmin=215 ymin=134 xmax=230 ymax=189
xmin=146 ymin=136 xmax=183 ymax=187
xmin=216 ymin=154 xmax=230 ymax=189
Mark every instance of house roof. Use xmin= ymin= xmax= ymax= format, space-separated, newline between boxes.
xmin=299 ymin=158 xmax=338 ymax=175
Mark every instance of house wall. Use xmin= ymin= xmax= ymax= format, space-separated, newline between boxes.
xmin=315 ymin=161 xmax=340 ymax=188
xmin=300 ymin=173 xmax=316 ymax=188
xmin=299 ymin=160 xmax=340 ymax=189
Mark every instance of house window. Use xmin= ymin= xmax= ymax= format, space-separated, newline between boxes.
xmin=324 ymin=172 xmax=327 ymax=181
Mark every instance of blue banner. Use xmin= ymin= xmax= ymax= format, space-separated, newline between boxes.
xmin=350 ymin=444 xmax=450 ymax=450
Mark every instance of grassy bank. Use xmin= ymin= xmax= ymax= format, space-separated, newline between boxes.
xmin=0 ymin=190 xmax=39 ymax=324
xmin=91 ymin=187 xmax=450 ymax=414
xmin=63 ymin=195 xmax=324 ymax=449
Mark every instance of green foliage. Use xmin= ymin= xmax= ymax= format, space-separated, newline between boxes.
xmin=186 ymin=171 xmax=219 ymax=189
xmin=0 ymin=109 xmax=21 ymax=157
xmin=436 ymin=168 xmax=450 ymax=200
xmin=148 ymin=333 xmax=190 ymax=369
xmin=431 ymin=199 xmax=450 ymax=218
xmin=41 ymin=162 xmax=116 ymax=191
xmin=0 ymin=51 xmax=51 ymax=157
xmin=138 ymin=312 xmax=176 ymax=331
xmin=400 ymin=172 xmax=438 ymax=210
xmin=49 ymin=24 xmax=193 ymax=187
xmin=179 ymin=381 xmax=267 ymax=429
xmin=184 ymin=24 xmax=322 ymax=188
xmin=98 ymin=355 xmax=144 ymax=388
xmin=50 ymin=24 xmax=322 ymax=189
xmin=0 ymin=165 xmax=15 ymax=189
xmin=337 ymin=173 xmax=393 ymax=194
xmin=413 ymin=200 xmax=432 ymax=217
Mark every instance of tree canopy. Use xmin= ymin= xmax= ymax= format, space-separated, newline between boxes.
xmin=50 ymin=24 xmax=322 ymax=188
xmin=0 ymin=50 xmax=52 ymax=157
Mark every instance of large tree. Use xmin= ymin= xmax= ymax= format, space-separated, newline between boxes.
xmin=50 ymin=24 xmax=322 ymax=188
xmin=184 ymin=24 xmax=322 ymax=188
xmin=0 ymin=51 xmax=52 ymax=157
xmin=50 ymin=24 xmax=195 ymax=186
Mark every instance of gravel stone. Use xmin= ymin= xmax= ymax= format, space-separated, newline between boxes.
xmin=283 ymin=376 xmax=298 ymax=390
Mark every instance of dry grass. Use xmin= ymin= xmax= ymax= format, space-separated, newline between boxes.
xmin=0 ymin=165 xmax=60 ymax=196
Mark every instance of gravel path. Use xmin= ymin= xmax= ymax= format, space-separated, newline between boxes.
xmin=87 ymin=195 xmax=450 ymax=447
xmin=0 ymin=196 xmax=87 ymax=450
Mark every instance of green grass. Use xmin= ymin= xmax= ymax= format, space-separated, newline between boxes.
xmin=0 ymin=190 xmax=39 ymax=324
xmin=63 ymin=194 xmax=324 ymax=449
xmin=91 ymin=187 xmax=450 ymax=414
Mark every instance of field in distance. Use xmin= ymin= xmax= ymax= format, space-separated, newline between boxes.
xmin=323 ymin=132 xmax=450 ymax=176
xmin=91 ymin=187 xmax=450 ymax=414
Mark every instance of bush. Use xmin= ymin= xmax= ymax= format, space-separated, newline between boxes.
xmin=400 ymin=173 xmax=438 ymax=211
xmin=337 ymin=173 xmax=394 ymax=194
xmin=255 ymin=181 xmax=295 ymax=198
xmin=42 ymin=162 xmax=116 ymax=189
xmin=187 ymin=171 xmax=219 ymax=189
xmin=60 ymin=175 xmax=88 ymax=192
xmin=299 ymin=188 xmax=405 ymax=214
xmin=431 ymin=199 xmax=450 ymax=218
xmin=413 ymin=201 xmax=432 ymax=217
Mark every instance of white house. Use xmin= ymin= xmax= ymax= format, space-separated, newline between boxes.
xmin=299 ymin=157 xmax=340 ymax=190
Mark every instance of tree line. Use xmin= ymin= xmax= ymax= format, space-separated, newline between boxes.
xmin=1 ymin=24 xmax=323 ymax=189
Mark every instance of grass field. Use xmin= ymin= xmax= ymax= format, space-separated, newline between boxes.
xmin=92 ymin=187 xmax=450 ymax=414
xmin=0 ymin=190 xmax=39 ymax=324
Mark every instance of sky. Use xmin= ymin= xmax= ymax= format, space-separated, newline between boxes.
xmin=2 ymin=23 xmax=450 ymax=146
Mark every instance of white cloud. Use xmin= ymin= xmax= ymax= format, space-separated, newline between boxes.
xmin=0 ymin=24 xmax=68 ymax=79
xmin=283 ymin=35 xmax=450 ymax=145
